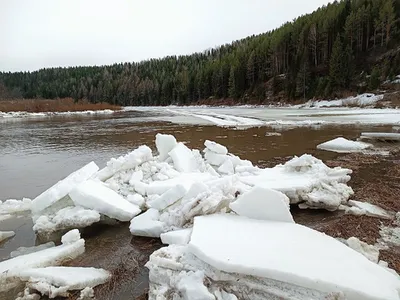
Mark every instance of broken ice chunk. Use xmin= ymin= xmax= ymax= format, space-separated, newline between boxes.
xmin=0 ymin=231 xmax=15 ymax=243
xmin=130 ymin=208 xmax=164 ymax=237
xmin=148 ymin=184 xmax=187 ymax=210
xmin=204 ymin=140 xmax=228 ymax=155
xmin=0 ymin=230 xmax=85 ymax=292
xmin=160 ymin=228 xmax=192 ymax=245
xmin=69 ymin=180 xmax=141 ymax=222
xmin=168 ymin=142 xmax=199 ymax=172
xmin=229 ymin=187 xmax=294 ymax=223
xmin=31 ymin=162 xmax=99 ymax=215
xmin=15 ymin=267 xmax=110 ymax=298
xmin=33 ymin=206 xmax=101 ymax=233
xmin=156 ymin=133 xmax=177 ymax=161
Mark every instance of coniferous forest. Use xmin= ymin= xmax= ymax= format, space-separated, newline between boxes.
xmin=1 ymin=0 xmax=400 ymax=106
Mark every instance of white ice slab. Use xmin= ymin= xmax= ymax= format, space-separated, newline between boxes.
xmin=168 ymin=142 xmax=199 ymax=173
xmin=160 ymin=228 xmax=192 ymax=245
xmin=0 ymin=231 xmax=15 ymax=243
xmin=229 ymin=187 xmax=294 ymax=223
xmin=0 ymin=230 xmax=85 ymax=292
xmin=189 ymin=214 xmax=400 ymax=300
xmin=148 ymin=184 xmax=187 ymax=210
xmin=69 ymin=180 xmax=141 ymax=221
xmin=31 ymin=162 xmax=99 ymax=215
xmin=204 ymin=140 xmax=228 ymax=155
xmin=156 ymin=133 xmax=177 ymax=161
xmin=317 ymin=137 xmax=372 ymax=153
xmin=130 ymin=208 xmax=164 ymax=237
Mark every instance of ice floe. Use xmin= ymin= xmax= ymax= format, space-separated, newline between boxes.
xmin=317 ymin=137 xmax=372 ymax=153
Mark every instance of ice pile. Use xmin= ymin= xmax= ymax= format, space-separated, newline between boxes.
xmin=317 ymin=137 xmax=372 ymax=153
xmin=0 ymin=229 xmax=110 ymax=298
xmin=146 ymin=214 xmax=400 ymax=300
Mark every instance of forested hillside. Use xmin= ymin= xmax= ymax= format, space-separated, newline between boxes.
xmin=1 ymin=0 xmax=400 ymax=106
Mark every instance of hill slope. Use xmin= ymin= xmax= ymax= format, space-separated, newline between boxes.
xmin=1 ymin=0 xmax=400 ymax=106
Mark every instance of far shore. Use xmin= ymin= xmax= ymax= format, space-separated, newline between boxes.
xmin=0 ymin=98 xmax=121 ymax=113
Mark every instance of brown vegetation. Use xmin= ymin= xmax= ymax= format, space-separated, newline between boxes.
xmin=0 ymin=98 xmax=120 ymax=113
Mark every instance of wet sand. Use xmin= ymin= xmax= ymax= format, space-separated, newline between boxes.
xmin=0 ymin=111 xmax=399 ymax=299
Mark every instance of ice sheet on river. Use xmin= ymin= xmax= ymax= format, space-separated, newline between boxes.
xmin=146 ymin=214 xmax=400 ymax=300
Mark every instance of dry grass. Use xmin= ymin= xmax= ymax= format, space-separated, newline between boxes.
xmin=0 ymin=98 xmax=120 ymax=113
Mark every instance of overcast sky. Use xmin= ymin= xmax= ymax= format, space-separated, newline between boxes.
xmin=1 ymin=0 xmax=331 ymax=72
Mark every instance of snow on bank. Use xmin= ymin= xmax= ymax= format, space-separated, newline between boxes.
xmin=317 ymin=137 xmax=372 ymax=153
xmin=0 ymin=109 xmax=115 ymax=119
xmin=147 ymin=214 xmax=400 ymax=300
xmin=302 ymin=93 xmax=384 ymax=108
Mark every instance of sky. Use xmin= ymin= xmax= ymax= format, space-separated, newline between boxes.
xmin=1 ymin=0 xmax=331 ymax=72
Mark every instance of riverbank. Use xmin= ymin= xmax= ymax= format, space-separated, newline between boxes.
xmin=0 ymin=98 xmax=121 ymax=113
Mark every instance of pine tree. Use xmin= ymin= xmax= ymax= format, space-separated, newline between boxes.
xmin=228 ymin=66 xmax=236 ymax=98
xmin=329 ymin=35 xmax=345 ymax=88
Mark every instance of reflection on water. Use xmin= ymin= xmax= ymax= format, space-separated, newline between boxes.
xmin=0 ymin=111 xmax=394 ymax=299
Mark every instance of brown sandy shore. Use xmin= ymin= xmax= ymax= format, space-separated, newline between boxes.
xmin=0 ymin=98 xmax=120 ymax=113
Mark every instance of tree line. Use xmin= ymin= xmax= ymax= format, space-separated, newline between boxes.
xmin=1 ymin=0 xmax=400 ymax=106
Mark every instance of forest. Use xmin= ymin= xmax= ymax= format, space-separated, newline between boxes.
xmin=1 ymin=0 xmax=400 ymax=106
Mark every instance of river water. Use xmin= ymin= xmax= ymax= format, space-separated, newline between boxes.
xmin=0 ymin=109 xmax=396 ymax=299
